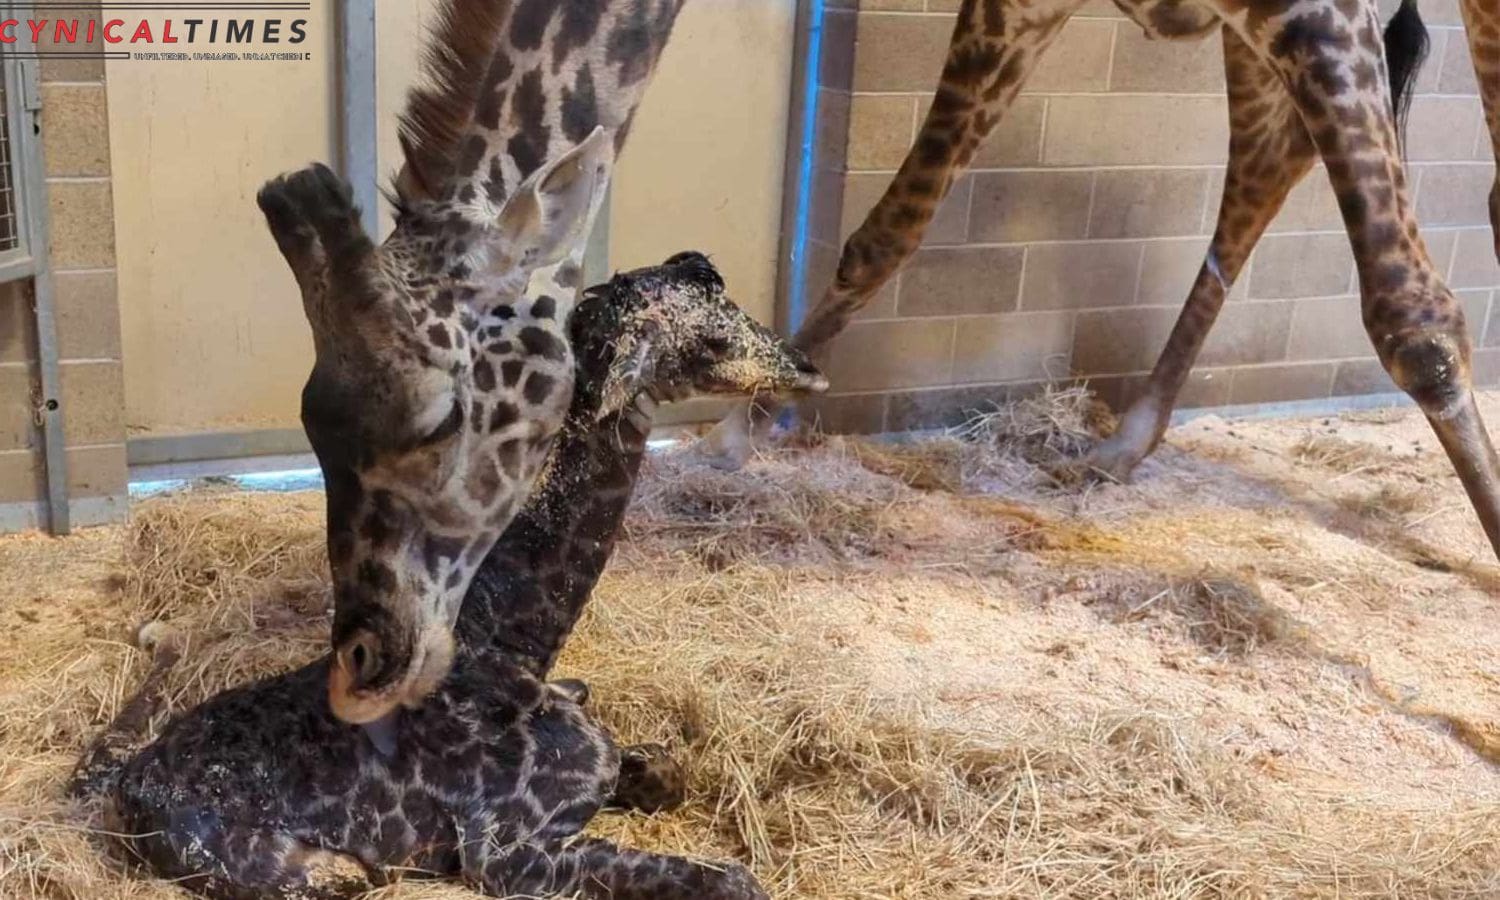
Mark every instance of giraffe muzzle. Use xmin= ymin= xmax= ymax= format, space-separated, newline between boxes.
xmin=328 ymin=626 xmax=455 ymax=724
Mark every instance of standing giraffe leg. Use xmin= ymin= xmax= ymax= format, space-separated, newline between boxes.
xmin=1459 ymin=0 xmax=1500 ymax=261
xmin=1088 ymin=30 xmax=1319 ymax=479
xmin=1241 ymin=0 xmax=1500 ymax=558
xmin=697 ymin=0 xmax=1084 ymax=470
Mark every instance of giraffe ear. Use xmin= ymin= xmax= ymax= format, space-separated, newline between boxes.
xmin=493 ymin=127 xmax=612 ymax=272
xmin=596 ymin=320 xmax=662 ymax=421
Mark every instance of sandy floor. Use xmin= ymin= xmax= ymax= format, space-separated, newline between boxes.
xmin=2 ymin=390 xmax=1498 ymax=898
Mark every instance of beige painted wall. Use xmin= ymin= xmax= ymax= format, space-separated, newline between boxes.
xmin=113 ymin=2 xmax=794 ymax=440
xmin=608 ymin=0 xmax=794 ymax=325
xmin=377 ymin=1 xmax=795 ymax=324
xmin=109 ymin=9 xmax=337 ymax=437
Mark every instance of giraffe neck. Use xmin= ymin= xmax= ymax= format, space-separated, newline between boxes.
xmin=454 ymin=330 xmax=652 ymax=673
xmin=398 ymin=0 xmax=688 ymax=318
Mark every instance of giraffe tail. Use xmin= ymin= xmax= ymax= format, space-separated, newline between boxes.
xmin=68 ymin=623 xmax=184 ymax=800
xmin=1384 ymin=0 xmax=1430 ymax=150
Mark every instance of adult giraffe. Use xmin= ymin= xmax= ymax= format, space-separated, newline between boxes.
xmin=701 ymin=0 xmax=1500 ymax=561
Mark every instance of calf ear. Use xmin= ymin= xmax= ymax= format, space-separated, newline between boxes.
xmin=596 ymin=321 xmax=663 ymax=421
xmin=492 ymin=127 xmax=612 ymax=273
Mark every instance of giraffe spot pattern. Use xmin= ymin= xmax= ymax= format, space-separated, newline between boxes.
xmin=523 ymin=371 xmax=555 ymax=405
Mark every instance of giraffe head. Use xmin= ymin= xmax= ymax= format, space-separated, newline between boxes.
xmin=257 ymin=130 xmax=611 ymax=724
xmin=574 ymin=251 xmax=829 ymax=411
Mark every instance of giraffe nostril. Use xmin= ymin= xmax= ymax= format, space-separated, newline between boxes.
xmin=337 ymin=631 xmax=385 ymax=691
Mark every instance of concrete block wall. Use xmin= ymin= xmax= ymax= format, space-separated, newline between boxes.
xmin=798 ymin=0 xmax=1500 ymax=434
xmin=0 ymin=6 xmax=127 ymax=532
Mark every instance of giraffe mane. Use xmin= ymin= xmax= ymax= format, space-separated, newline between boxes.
xmin=396 ymin=0 xmax=515 ymax=205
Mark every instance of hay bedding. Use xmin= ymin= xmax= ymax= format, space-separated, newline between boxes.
xmin=4 ymin=390 xmax=1500 ymax=898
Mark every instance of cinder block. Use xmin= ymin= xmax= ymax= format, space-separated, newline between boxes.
xmin=41 ymin=84 xmax=110 ymax=177
xmin=53 ymin=271 xmax=120 ymax=360
xmin=848 ymin=95 xmax=917 ymax=171
xmin=1331 ymin=359 xmax=1397 ymax=396
xmin=1483 ymin=292 xmax=1500 ymax=348
xmin=966 ymin=96 xmax=1046 ymax=168
xmin=898 ymin=246 xmax=1023 ymax=316
xmin=1227 ymin=363 xmax=1336 ymax=405
xmin=951 ymin=310 xmax=1074 ymax=383
xmin=1019 ymin=241 xmax=1141 ymax=309
xmin=1109 ymin=25 xmax=1224 ymax=93
xmin=886 ymin=384 xmax=1007 ymax=432
xmin=0 ymin=281 xmax=35 ymax=365
xmin=1415 ymin=164 xmax=1493 ymax=227
xmin=838 ymin=172 xmax=972 ymax=245
xmin=1450 ymin=227 xmax=1500 ymax=289
xmin=59 ymin=360 xmax=124 ymax=446
xmin=1089 ymin=169 xmax=1211 ymax=238
xmin=47 ymin=181 xmax=116 ymax=270
xmin=38 ymin=7 xmax=105 ymax=83
xmin=1247 ymin=233 xmax=1355 ymax=300
xmin=1438 ymin=29 xmax=1480 ymax=95
xmin=800 ymin=392 xmax=887 ymax=434
xmin=1286 ymin=296 xmax=1371 ymax=360
xmin=1404 ymin=96 xmax=1486 ymax=163
xmin=1138 ymin=238 xmax=1210 ymax=305
xmin=1263 ymin=167 xmax=1346 ymax=234
xmin=1026 ymin=20 xmax=1113 ymax=93
xmin=1042 ymin=96 xmax=1228 ymax=165
xmin=969 ymin=170 xmax=1093 ymax=243
xmin=1458 ymin=288 xmax=1492 ymax=345
xmin=0 ymin=365 xmax=37 ymax=451
xmin=1197 ymin=300 xmax=1293 ymax=367
xmin=0 ymin=442 xmax=125 ymax=505
xmin=821 ymin=318 xmax=954 ymax=391
xmin=1072 ymin=306 xmax=1175 ymax=375
xmin=852 ymin=13 xmax=952 ymax=93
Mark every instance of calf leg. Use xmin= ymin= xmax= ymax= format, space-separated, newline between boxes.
xmin=70 ymin=623 xmax=184 ymax=799
xmin=118 ymin=817 xmax=370 ymax=900
xmin=1239 ymin=0 xmax=1500 ymax=557
xmin=1087 ymin=29 xmax=1318 ymax=479
xmin=698 ymin=0 xmax=1084 ymax=469
xmin=472 ymin=838 xmax=767 ymax=900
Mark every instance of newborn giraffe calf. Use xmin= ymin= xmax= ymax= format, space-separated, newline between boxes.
xmin=73 ymin=253 xmax=825 ymax=899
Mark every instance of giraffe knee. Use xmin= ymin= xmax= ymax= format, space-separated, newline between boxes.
xmin=1381 ymin=328 xmax=1471 ymax=417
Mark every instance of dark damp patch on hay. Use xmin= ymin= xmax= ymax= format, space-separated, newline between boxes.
xmin=956 ymin=385 xmax=1116 ymax=478
xmin=1068 ymin=569 xmax=1312 ymax=659
xmin=627 ymin=458 xmax=912 ymax=564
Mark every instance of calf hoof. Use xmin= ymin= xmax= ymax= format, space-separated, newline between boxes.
xmin=608 ymin=743 xmax=687 ymax=813
xmin=548 ymin=678 xmax=590 ymax=706
xmin=710 ymin=862 xmax=770 ymax=900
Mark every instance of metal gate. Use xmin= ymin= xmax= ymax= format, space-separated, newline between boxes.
xmin=0 ymin=51 xmax=67 ymax=533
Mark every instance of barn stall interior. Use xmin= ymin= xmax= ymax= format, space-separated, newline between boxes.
xmin=1 ymin=0 xmax=1498 ymax=897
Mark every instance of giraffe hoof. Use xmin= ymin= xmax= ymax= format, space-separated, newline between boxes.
xmin=136 ymin=622 xmax=186 ymax=658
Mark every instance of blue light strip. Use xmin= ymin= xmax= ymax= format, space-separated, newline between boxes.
xmin=128 ymin=468 xmax=324 ymax=499
xmin=786 ymin=0 xmax=827 ymax=333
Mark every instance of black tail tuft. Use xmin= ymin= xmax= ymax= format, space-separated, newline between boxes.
xmin=1384 ymin=0 xmax=1429 ymax=156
